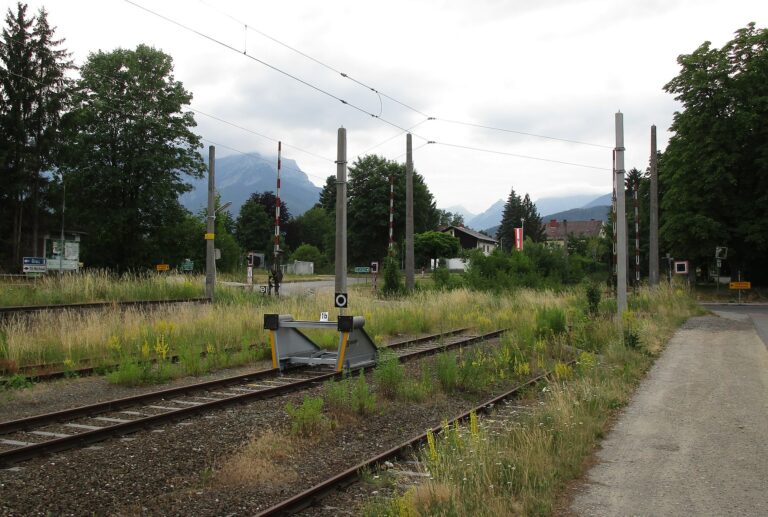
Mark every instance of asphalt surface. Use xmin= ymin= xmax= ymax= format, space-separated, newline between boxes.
xmin=222 ymin=276 xmax=369 ymax=296
xmin=570 ymin=306 xmax=768 ymax=516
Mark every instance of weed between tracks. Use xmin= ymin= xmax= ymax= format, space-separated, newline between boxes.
xmin=361 ymin=285 xmax=701 ymax=516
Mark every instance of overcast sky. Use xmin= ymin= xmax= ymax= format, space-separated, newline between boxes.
xmin=13 ymin=0 xmax=765 ymax=212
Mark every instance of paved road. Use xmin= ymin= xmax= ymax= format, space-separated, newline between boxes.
xmin=222 ymin=277 xmax=369 ymax=297
xmin=704 ymin=304 xmax=768 ymax=349
xmin=570 ymin=306 xmax=768 ymax=516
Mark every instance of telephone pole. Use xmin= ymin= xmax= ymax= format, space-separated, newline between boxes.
xmin=615 ymin=112 xmax=628 ymax=316
xmin=205 ymin=145 xmax=216 ymax=300
xmin=405 ymin=133 xmax=415 ymax=290
xmin=649 ymin=125 xmax=659 ymax=286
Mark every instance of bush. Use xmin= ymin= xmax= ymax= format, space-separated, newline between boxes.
xmin=285 ymin=396 xmax=329 ymax=437
xmin=373 ymin=350 xmax=405 ymax=398
xmin=586 ymin=283 xmax=601 ymax=316
xmin=535 ymin=306 xmax=567 ymax=338
xmin=435 ymin=353 xmax=458 ymax=392
xmin=432 ymin=266 xmax=451 ymax=289
xmin=325 ymin=371 xmax=376 ymax=416
xmin=382 ymin=255 xmax=403 ymax=295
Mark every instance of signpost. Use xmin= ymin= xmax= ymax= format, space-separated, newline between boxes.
xmin=181 ymin=259 xmax=194 ymax=272
xmin=22 ymin=257 xmax=47 ymax=275
xmin=729 ymin=281 xmax=751 ymax=290
xmin=156 ymin=263 xmax=170 ymax=272
xmin=354 ymin=266 xmax=370 ymax=274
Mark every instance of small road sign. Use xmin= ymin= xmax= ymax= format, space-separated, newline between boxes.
xmin=204 ymin=233 xmax=215 ymax=240
xmin=354 ymin=266 xmax=370 ymax=273
xmin=260 ymin=285 xmax=267 ymax=294
xmin=335 ymin=292 xmax=348 ymax=308
xmin=156 ymin=264 xmax=170 ymax=271
xmin=729 ymin=281 xmax=751 ymax=290
xmin=22 ymin=257 xmax=47 ymax=274
xmin=320 ymin=312 xmax=329 ymax=322
xmin=181 ymin=259 xmax=194 ymax=272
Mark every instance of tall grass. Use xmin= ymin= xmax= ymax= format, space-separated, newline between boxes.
xmin=0 ymin=270 xmax=203 ymax=306
xmin=363 ymin=285 xmax=701 ymax=516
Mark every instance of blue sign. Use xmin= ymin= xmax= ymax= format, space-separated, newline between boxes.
xmin=23 ymin=257 xmax=46 ymax=266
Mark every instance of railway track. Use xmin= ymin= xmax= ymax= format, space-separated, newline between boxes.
xmin=0 ymin=327 xmax=501 ymax=467
xmin=0 ymin=327 xmax=471 ymax=382
xmin=257 ymin=359 xmax=575 ymax=516
xmin=0 ymin=297 xmax=211 ymax=318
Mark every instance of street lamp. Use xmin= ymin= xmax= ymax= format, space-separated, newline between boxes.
xmin=520 ymin=217 xmax=525 ymax=250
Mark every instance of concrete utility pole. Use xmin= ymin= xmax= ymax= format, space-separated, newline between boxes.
xmin=649 ymin=125 xmax=659 ymax=286
xmin=634 ymin=176 xmax=640 ymax=286
xmin=615 ymin=113 xmax=628 ymax=316
xmin=335 ymin=128 xmax=348 ymax=309
xmin=405 ymin=133 xmax=415 ymax=290
xmin=205 ymin=145 xmax=216 ymax=300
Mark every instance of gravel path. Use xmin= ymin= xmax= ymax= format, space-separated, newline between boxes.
xmin=0 ymin=337 xmax=514 ymax=516
xmin=569 ymin=314 xmax=768 ymax=516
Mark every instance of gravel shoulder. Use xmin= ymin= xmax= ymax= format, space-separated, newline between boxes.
xmin=569 ymin=314 xmax=768 ymax=516
xmin=0 ymin=336 xmax=515 ymax=516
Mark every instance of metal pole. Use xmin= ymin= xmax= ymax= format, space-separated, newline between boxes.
xmin=388 ymin=173 xmax=394 ymax=253
xmin=649 ymin=125 xmax=659 ymax=286
xmin=635 ymin=176 xmax=640 ymax=286
xmin=205 ymin=146 xmax=216 ymax=300
xmin=405 ymin=133 xmax=414 ymax=290
xmin=335 ymin=128 xmax=347 ymax=311
xmin=520 ymin=217 xmax=524 ymax=251
xmin=611 ymin=150 xmax=617 ymax=289
xmin=615 ymin=112 xmax=628 ymax=316
xmin=59 ymin=177 xmax=65 ymax=274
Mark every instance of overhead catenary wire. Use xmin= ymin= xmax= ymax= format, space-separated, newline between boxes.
xmin=194 ymin=0 xmax=610 ymax=149
xmin=124 ymin=0 xmax=427 ymax=138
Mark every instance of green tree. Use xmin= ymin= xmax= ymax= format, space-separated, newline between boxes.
xmin=287 ymin=206 xmax=333 ymax=252
xmin=436 ymin=209 xmax=464 ymax=227
xmin=317 ymin=175 xmax=336 ymax=213
xmin=520 ymin=194 xmax=545 ymax=242
xmin=414 ymin=231 xmax=460 ymax=267
xmin=661 ymin=23 xmax=768 ymax=282
xmin=60 ymin=44 xmax=204 ymax=270
xmin=234 ymin=191 xmax=290 ymax=261
xmin=291 ymin=243 xmax=326 ymax=271
xmin=496 ymin=188 xmax=524 ymax=252
xmin=0 ymin=3 xmax=71 ymax=268
xmin=347 ymin=154 xmax=439 ymax=265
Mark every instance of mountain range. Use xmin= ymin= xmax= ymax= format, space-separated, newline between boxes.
xmin=180 ymin=152 xmax=321 ymax=218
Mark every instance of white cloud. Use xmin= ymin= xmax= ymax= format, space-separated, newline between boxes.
xmin=17 ymin=0 xmax=766 ymax=212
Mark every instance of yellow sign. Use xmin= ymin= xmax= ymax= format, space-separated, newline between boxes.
xmin=204 ymin=233 xmax=215 ymax=240
xmin=156 ymin=263 xmax=170 ymax=271
xmin=729 ymin=281 xmax=751 ymax=290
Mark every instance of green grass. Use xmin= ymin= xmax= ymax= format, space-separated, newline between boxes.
xmin=362 ymin=285 xmax=700 ymax=516
xmin=0 ymin=270 xmax=203 ymax=307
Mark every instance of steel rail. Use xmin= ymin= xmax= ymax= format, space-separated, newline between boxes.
xmin=0 ymin=328 xmax=502 ymax=467
xmin=256 ymin=358 xmax=575 ymax=516
xmin=0 ymin=297 xmax=211 ymax=317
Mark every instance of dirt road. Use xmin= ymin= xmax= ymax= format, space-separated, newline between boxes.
xmin=570 ymin=309 xmax=768 ymax=516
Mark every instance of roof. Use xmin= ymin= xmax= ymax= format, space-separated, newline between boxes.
xmin=439 ymin=225 xmax=498 ymax=243
xmin=544 ymin=219 xmax=603 ymax=240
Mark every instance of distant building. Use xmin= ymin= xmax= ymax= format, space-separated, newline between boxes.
xmin=438 ymin=225 xmax=498 ymax=271
xmin=543 ymin=219 xmax=603 ymax=247
xmin=439 ymin=225 xmax=498 ymax=254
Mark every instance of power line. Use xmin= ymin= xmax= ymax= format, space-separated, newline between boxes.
xmin=195 ymin=0 xmax=432 ymax=119
xmin=188 ymin=107 xmax=334 ymax=163
xmin=434 ymin=118 xmax=612 ymax=149
xmin=434 ymin=142 xmax=610 ymax=171
xmin=194 ymin=0 xmax=610 ymax=149
xmin=124 ymin=0 xmax=424 ymax=136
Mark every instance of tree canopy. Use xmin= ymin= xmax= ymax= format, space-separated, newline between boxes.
xmin=660 ymin=23 xmax=768 ymax=282
xmin=347 ymin=154 xmax=439 ymax=265
xmin=0 ymin=2 xmax=72 ymax=268
xmin=496 ymin=189 xmax=543 ymax=251
xmin=60 ymin=44 xmax=204 ymax=269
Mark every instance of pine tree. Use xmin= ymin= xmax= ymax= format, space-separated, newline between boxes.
xmin=497 ymin=188 xmax=524 ymax=252
xmin=0 ymin=3 xmax=72 ymax=268
xmin=521 ymin=193 xmax=544 ymax=242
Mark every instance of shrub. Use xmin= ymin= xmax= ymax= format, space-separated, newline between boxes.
xmin=326 ymin=371 xmax=377 ymax=416
xmin=285 ymin=396 xmax=329 ymax=437
xmin=586 ymin=283 xmax=601 ymax=316
xmin=535 ymin=306 xmax=567 ymax=337
xmin=432 ymin=267 xmax=451 ymax=290
xmin=373 ymin=350 xmax=405 ymax=398
xmin=435 ymin=353 xmax=458 ymax=392
xmin=382 ymin=255 xmax=403 ymax=295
